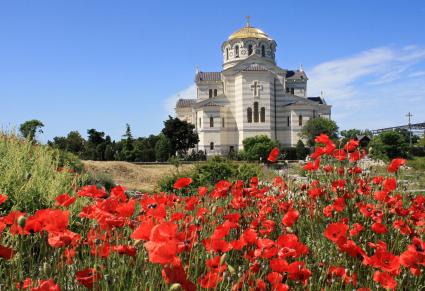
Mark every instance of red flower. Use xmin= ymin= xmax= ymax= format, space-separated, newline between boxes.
xmin=281 ymin=209 xmax=299 ymax=227
xmin=270 ymin=258 xmax=288 ymax=272
xmin=198 ymin=271 xmax=222 ymax=289
xmin=0 ymin=194 xmax=8 ymax=205
xmin=173 ymin=177 xmax=193 ymax=189
xmin=344 ymin=139 xmax=359 ymax=152
xmin=267 ymin=147 xmax=280 ymax=162
xmin=315 ymin=134 xmax=330 ymax=144
xmin=324 ymin=222 xmax=348 ymax=243
xmin=371 ymin=222 xmax=388 ymax=234
xmin=0 ymin=245 xmax=14 ymax=260
xmin=76 ymin=268 xmax=102 ymax=289
xmin=387 ymin=158 xmax=406 ymax=173
xmin=77 ymin=185 xmax=106 ymax=199
xmin=144 ymin=222 xmax=179 ymax=264
xmin=373 ymin=271 xmax=397 ymax=290
xmin=333 ymin=149 xmax=346 ymax=161
xmin=55 ymin=193 xmax=76 ymax=207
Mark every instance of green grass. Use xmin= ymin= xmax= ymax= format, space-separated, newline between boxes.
xmin=0 ymin=132 xmax=84 ymax=213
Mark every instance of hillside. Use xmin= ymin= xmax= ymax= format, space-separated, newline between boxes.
xmin=82 ymin=161 xmax=193 ymax=192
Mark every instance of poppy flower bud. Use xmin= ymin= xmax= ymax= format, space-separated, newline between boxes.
xmin=43 ymin=262 xmax=49 ymax=274
xmin=212 ymin=206 xmax=217 ymax=215
xmin=17 ymin=216 xmax=27 ymax=228
xmin=169 ymin=283 xmax=182 ymax=291
xmin=220 ymin=253 xmax=227 ymax=265
xmin=228 ymin=264 xmax=236 ymax=274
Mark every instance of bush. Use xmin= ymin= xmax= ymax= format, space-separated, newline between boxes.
xmin=242 ymin=135 xmax=278 ymax=162
xmin=157 ymin=158 xmax=263 ymax=193
xmin=281 ymin=147 xmax=297 ymax=160
xmin=0 ymin=132 xmax=82 ymax=213
xmin=410 ymin=146 xmax=425 ymax=157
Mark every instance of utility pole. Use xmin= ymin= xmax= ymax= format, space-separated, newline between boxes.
xmin=406 ymin=112 xmax=413 ymax=147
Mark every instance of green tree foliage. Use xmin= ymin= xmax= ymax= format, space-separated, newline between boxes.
xmin=49 ymin=131 xmax=85 ymax=155
xmin=369 ymin=131 xmax=409 ymax=160
xmin=19 ymin=119 xmax=44 ymax=141
xmin=155 ymin=134 xmax=173 ymax=162
xmin=295 ymin=139 xmax=308 ymax=160
xmin=83 ymin=129 xmax=106 ymax=160
xmin=161 ymin=116 xmax=199 ymax=155
xmin=241 ymin=135 xmax=278 ymax=162
xmin=301 ymin=117 xmax=338 ymax=146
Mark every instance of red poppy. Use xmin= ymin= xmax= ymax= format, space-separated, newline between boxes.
xmin=373 ymin=271 xmax=397 ymax=290
xmin=270 ymin=258 xmax=288 ymax=272
xmin=144 ymin=222 xmax=179 ymax=264
xmin=173 ymin=177 xmax=193 ymax=189
xmin=0 ymin=194 xmax=8 ymax=205
xmin=281 ymin=209 xmax=299 ymax=227
xmin=77 ymin=185 xmax=106 ymax=199
xmin=324 ymin=222 xmax=348 ymax=243
xmin=344 ymin=139 xmax=359 ymax=152
xmin=198 ymin=271 xmax=222 ymax=289
xmin=0 ymin=245 xmax=14 ymax=260
xmin=387 ymin=158 xmax=406 ymax=173
xmin=371 ymin=222 xmax=388 ymax=234
xmin=333 ymin=149 xmax=346 ymax=161
xmin=75 ymin=268 xmax=102 ymax=289
xmin=267 ymin=147 xmax=280 ymax=162
xmin=315 ymin=134 xmax=330 ymax=144
xmin=31 ymin=279 xmax=60 ymax=291
xmin=55 ymin=193 xmax=76 ymax=207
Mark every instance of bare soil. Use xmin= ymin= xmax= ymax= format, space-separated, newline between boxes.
xmin=82 ymin=161 xmax=193 ymax=192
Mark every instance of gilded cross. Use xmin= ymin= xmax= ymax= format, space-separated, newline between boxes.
xmin=251 ymin=81 xmax=263 ymax=97
xmin=246 ymin=16 xmax=251 ymax=27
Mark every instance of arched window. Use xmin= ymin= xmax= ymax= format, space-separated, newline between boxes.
xmin=210 ymin=142 xmax=214 ymax=150
xmin=210 ymin=116 xmax=214 ymax=128
xmin=199 ymin=118 xmax=202 ymax=128
xmin=299 ymin=115 xmax=303 ymax=126
xmin=247 ymin=107 xmax=252 ymax=123
xmin=287 ymin=116 xmax=290 ymax=127
xmin=226 ymin=48 xmax=229 ymax=60
xmin=260 ymin=107 xmax=265 ymax=122
xmin=248 ymin=44 xmax=253 ymax=55
xmin=214 ymin=89 xmax=217 ymax=96
xmin=235 ymin=45 xmax=239 ymax=58
xmin=222 ymin=117 xmax=225 ymax=128
xmin=254 ymin=102 xmax=259 ymax=123
xmin=209 ymin=89 xmax=213 ymax=98
xmin=261 ymin=45 xmax=265 ymax=57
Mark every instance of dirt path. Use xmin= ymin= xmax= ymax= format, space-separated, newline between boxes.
xmin=82 ymin=161 xmax=193 ymax=192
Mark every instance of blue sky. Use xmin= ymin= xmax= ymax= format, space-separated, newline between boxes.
xmin=1 ymin=1 xmax=425 ymax=142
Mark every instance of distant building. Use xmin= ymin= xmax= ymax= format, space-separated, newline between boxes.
xmin=176 ymin=18 xmax=331 ymax=156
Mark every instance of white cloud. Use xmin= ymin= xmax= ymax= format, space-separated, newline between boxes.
xmin=307 ymin=45 xmax=425 ymax=130
xmin=163 ymin=84 xmax=196 ymax=116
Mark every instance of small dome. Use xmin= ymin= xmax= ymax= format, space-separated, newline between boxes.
xmin=228 ymin=24 xmax=272 ymax=41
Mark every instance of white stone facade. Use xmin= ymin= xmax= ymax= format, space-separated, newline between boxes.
xmin=176 ymin=21 xmax=331 ymax=156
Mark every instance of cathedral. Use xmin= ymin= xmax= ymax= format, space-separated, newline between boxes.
xmin=176 ymin=18 xmax=332 ymax=156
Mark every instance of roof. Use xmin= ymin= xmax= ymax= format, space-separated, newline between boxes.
xmin=286 ymin=70 xmax=307 ymax=80
xmin=307 ymin=97 xmax=327 ymax=105
xmin=195 ymin=71 xmax=221 ymax=82
xmin=243 ymin=63 xmax=268 ymax=71
xmin=176 ymin=99 xmax=196 ymax=108
xmin=228 ymin=24 xmax=272 ymax=41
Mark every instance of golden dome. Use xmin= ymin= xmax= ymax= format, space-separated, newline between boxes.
xmin=228 ymin=18 xmax=272 ymax=41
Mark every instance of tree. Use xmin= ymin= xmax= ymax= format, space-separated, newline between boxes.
xmin=19 ymin=119 xmax=44 ymax=141
xmin=241 ymin=135 xmax=278 ymax=162
xmin=155 ymin=134 xmax=173 ymax=162
xmin=83 ymin=129 xmax=106 ymax=160
xmin=369 ymin=131 xmax=409 ymax=160
xmin=340 ymin=129 xmax=362 ymax=140
xmin=301 ymin=117 xmax=338 ymax=146
xmin=295 ymin=139 xmax=308 ymax=160
xmin=66 ymin=131 xmax=85 ymax=154
xmin=161 ymin=116 xmax=199 ymax=155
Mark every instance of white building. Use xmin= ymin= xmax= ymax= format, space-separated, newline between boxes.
xmin=176 ymin=19 xmax=331 ymax=156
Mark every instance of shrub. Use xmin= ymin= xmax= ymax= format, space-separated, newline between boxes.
xmin=0 ymin=132 xmax=82 ymax=213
